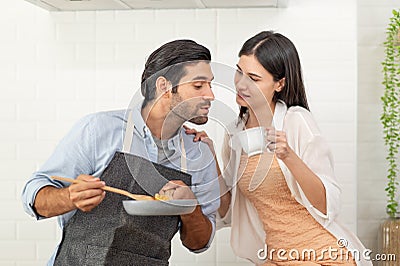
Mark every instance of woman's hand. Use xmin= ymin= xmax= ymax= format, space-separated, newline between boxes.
xmin=183 ymin=125 xmax=215 ymax=156
xmin=265 ymin=127 xmax=292 ymax=160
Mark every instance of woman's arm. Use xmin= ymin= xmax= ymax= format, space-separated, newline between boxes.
xmin=266 ymin=128 xmax=327 ymax=215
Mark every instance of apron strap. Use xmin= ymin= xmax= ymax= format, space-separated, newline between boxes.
xmin=122 ymin=109 xmax=135 ymax=153
xmin=122 ymin=108 xmax=187 ymax=172
xmin=180 ymin=137 xmax=187 ymax=173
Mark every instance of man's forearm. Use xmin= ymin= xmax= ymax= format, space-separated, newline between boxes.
xmin=180 ymin=205 xmax=212 ymax=250
xmin=34 ymin=186 xmax=75 ymax=218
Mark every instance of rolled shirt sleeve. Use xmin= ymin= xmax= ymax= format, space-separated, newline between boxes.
xmin=22 ymin=177 xmax=62 ymax=220
xmin=285 ymin=109 xmax=342 ymax=226
xmin=300 ymin=135 xmax=341 ymax=225
xmin=21 ymin=115 xmax=95 ymax=221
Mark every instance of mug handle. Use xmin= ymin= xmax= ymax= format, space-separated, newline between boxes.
xmin=263 ymin=129 xmax=274 ymax=153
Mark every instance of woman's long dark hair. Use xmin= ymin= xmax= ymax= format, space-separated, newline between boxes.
xmin=238 ymin=31 xmax=309 ymax=121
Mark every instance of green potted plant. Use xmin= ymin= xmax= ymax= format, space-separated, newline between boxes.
xmin=378 ymin=8 xmax=400 ymax=266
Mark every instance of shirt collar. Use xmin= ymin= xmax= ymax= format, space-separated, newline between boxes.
xmin=131 ymin=101 xmax=150 ymax=139
xmin=168 ymin=129 xmax=184 ymax=151
xmin=272 ymin=100 xmax=287 ymax=131
xmin=131 ymin=100 xmax=183 ymax=151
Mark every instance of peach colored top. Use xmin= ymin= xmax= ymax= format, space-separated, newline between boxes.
xmin=237 ymin=153 xmax=356 ymax=266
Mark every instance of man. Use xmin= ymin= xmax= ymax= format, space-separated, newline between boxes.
xmin=21 ymin=40 xmax=220 ymax=265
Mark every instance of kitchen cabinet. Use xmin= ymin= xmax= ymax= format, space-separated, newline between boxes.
xmin=25 ymin=0 xmax=288 ymax=11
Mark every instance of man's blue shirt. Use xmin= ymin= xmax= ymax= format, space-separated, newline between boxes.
xmin=21 ymin=104 xmax=220 ymax=265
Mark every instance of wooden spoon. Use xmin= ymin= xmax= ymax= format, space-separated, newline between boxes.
xmin=51 ymin=176 xmax=155 ymax=201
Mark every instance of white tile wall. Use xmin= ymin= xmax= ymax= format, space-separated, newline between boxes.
xmin=0 ymin=0 xmax=364 ymax=264
xmin=356 ymin=0 xmax=400 ymax=262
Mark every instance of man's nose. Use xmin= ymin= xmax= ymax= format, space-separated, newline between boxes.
xmin=203 ymin=83 xmax=215 ymax=101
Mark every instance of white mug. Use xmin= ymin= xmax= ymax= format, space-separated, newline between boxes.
xmin=236 ymin=126 xmax=270 ymax=156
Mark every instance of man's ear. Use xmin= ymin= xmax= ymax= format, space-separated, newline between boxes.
xmin=156 ymin=76 xmax=171 ymax=98
xmin=275 ymin=77 xmax=285 ymax=92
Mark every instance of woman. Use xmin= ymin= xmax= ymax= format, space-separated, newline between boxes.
xmin=187 ymin=31 xmax=371 ymax=266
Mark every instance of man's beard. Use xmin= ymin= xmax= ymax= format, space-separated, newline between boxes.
xmin=170 ymin=97 xmax=211 ymax=125
xmin=189 ymin=116 xmax=208 ymax=125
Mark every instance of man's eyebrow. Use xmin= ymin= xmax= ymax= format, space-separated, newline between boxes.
xmin=191 ymin=76 xmax=214 ymax=81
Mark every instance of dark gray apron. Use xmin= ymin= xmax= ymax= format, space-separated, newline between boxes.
xmin=54 ymin=111 xmax=192 ymax=266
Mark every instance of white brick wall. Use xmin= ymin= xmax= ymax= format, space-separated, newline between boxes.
xmin=357 ymin=0 xmax=400 ymax=262
xmin=0 ymin=0 xmax=365 ymax=264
